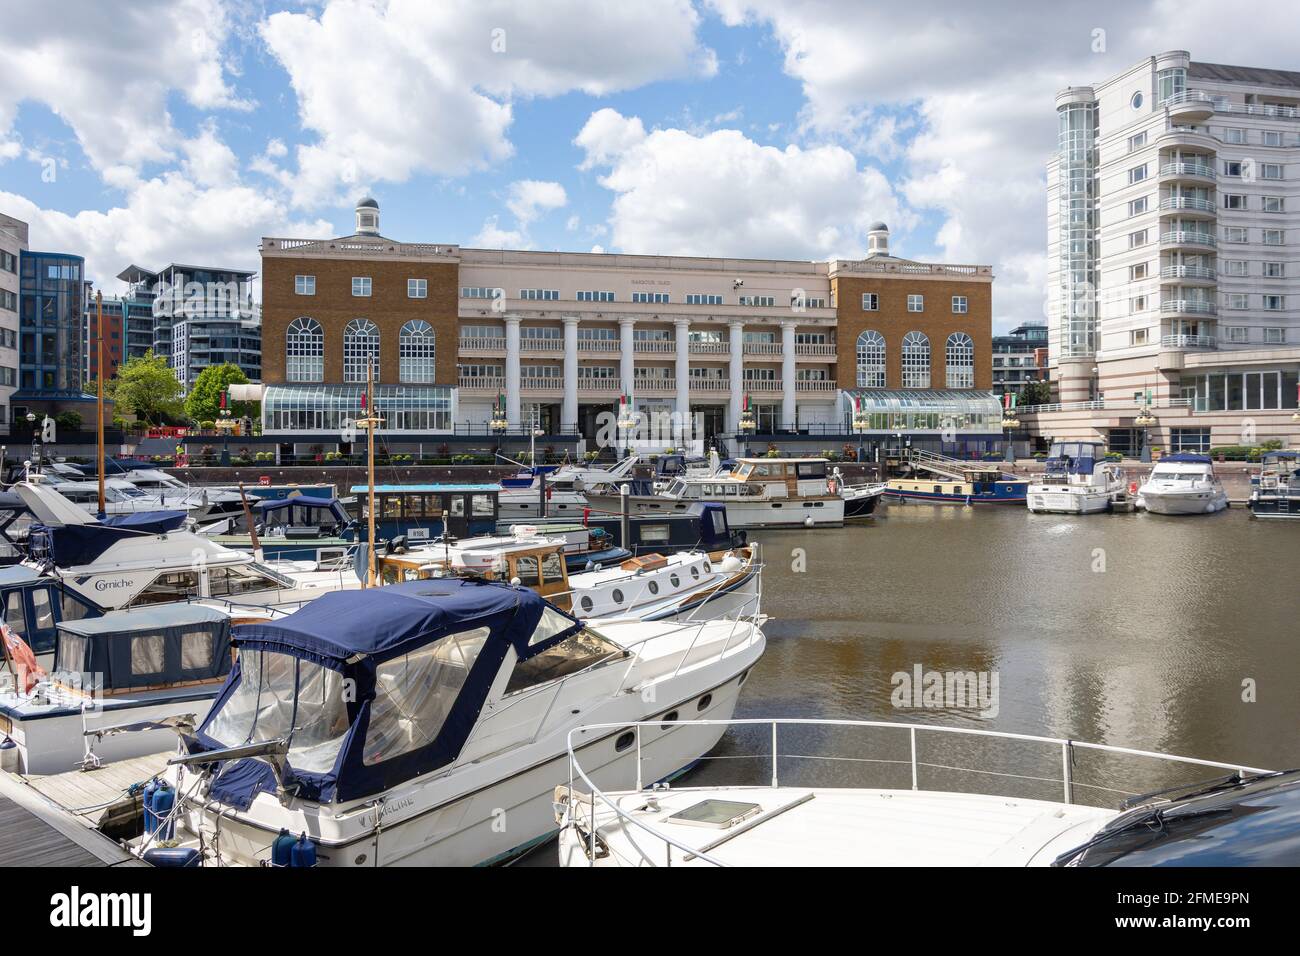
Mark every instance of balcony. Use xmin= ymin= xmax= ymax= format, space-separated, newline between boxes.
xmin=1160 ymin=334 xmax=1217 ymax=349
xmin=1212 ymin=99 xmax=1300 ymax=121
xmin=796 ymin=379 xmax=838 ymax=393
xmin=459 ymin=336 xmax=506 ymax=353
xmin=575 ymin=378 xmax=620 ymax=394
xmin=688 ymin=378 xmax=731 ymax=392
xmin=576 ymin=339 xmax=619 ymax=354
xmin=743 ymin=379 xmax=783 ymax=395
xmin=1160 ymin=299 xmax=1217 ymax=316
xmin=1159 ymin=196 xmax=1215 ymax=216
xmin=743 ymin=342 xmax=783 ymax=356
xmin=520 ymin=338 xmax=564 ymax=353
xmin=633 ymin=339 xmax=675 ymax=354
xmin=1158 ymin=161 xmax=1215 ymax=182
xmin=1159 ymin=264 xmax=1216 ymax=283
xmin=1162 ymin=89 xmax=1215 ymax=123
xmin=634 ymin=377 xmax=677 ymax=394
xmin=458 ymin=375 xmax=505 ymax=391
xmin=520 ymin=376 xmax=564 ymax=393
xmin=1161 ymin=230 xmax=1216 ymax=250
xmin=795 ymin=343 xmax=837 ymax=358
xmin=688 ymin=341 xmax=730 ymax=355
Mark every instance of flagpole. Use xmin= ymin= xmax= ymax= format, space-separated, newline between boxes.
xmin=95 ymin=291 xmax=106 ymax=520
xmin=365 ymin=359 xmax=377 ymax=588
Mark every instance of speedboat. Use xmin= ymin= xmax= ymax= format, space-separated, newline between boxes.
xmin=49 ymin=476 xmax=243 ymax=521
xmin=1137 ymin=454 xmax=1228 ymax=515
xmin=200 ymin=494 xmax=359 ymax=570
xmin=1026 ymin=441 xmax=1127 ymax=514
xmin=585 ymin=457 xmax=845 ymax=528
xmin=134 ymin=578 xmax=765 ymax=866
xmin=376 ymin=529 xmax=760 ymax=625
xmin=1248 ymin=451 xmax=1300 ymax=519
xmin=556 ymin=718 xmax=1276 ymax=867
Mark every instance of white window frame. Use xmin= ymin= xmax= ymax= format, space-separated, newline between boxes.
xmin=295 ymin=275 xmax=315 ymax=296
xmin=907 ymin=294 xmax=924 ymax=313
xmin=407 ymin=278 xmax=427 ymax=298
xmin=862 ymin=293 xmax=879 ymax=311
xmin=352 ymin=276 xmax=372 ymax=297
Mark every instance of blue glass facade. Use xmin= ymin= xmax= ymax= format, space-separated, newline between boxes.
xmin=18 ymin=251 xmax=87 ymax=397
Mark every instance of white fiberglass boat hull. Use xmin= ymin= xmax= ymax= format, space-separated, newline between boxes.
xmin=1138 ymin=486 xmax=1228 ymax=515
xmin=559 ymin=785 xmax=1116 ymax=867
xmin=586 ymin=495 xmax=844 ymax=529
xmin=1026 ymin=486 xmax=1114 ymax=514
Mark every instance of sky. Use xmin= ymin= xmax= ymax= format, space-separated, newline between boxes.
xmin=2 ymin=0 xmax=1299 ymax=332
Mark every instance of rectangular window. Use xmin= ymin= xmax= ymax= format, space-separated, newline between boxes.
xmin=1129 ymin=229 xmax=1148 ymax=248
xmin=295 ymin=275 xmax=315 ymax=295
xmin=1224 ymin=226 xmax=1248 ymax=243
xmin=1171 ymin=428 xmax=1211 ymax=453
xmin=1223 ymin=160 xmax=1243 ymax=177
xmin=1263 ymin=261 xmax=1285 ymax=278
xmin=1223 ymin=193 xmax=1246 ymax=210
xmin=1226 ymin=326 xmax=1249 ymax=343
xmin=1127 ymin=132 xmax=1147 ymax=152
xmin=631 ymin=292 xmax=670 ymax=303
xmin=1263 ymin=295 xmax=1284 ymax=311
xmin=461 ymin=286 xmax=503 ymax=299
xmin=1224 ymin=128 xmax=1247 ymax=145
xmin=685 ymin=293 xmax=724 ymax=305
xmin=1226 ymin=293 xmax=1249 ymax=310
xmin=1263 ymin=131 xmax=1283 ymax=147
xmin=1130 ymin=328 xmax=1149 ymax=346
xmin=1224 ymin=259 xmax=1248 ymax=276
xmin=1264 ymin=327 xmax=1286 ymax=344
xmin=1128 ymin=164 xmax=1147 ymax=184
xmin=1261 ymin=164 xmax=1283 ymax=180
xmin=519 ymin=289 xmax=559 ymax=301
xmin=862 ymin=293 xmax=879 ymax=311
xmin=1263 ymin=229 xmax=1284 ymax=246
xmin=951 ymin=295 xmax=968 ymax=314
xmin=1129 ymin=262 xmax=1148 ymax=281
xmin=408 ymin=278 xmax=427 ymax=298
xmin=1131 ymin=295 xmax=1148 ymax=312
xmin=576 ymin=290 xmax=615 ymax=302
xmin=737 ymin=295 xmax=776 ymax=307
xmin=1129 ymin=196 xmax=1148 ymax=216
xmin=1262 ymin=196 xmax=1284 ymax=213
xmin=352 ymin=276 xmax=372 ymax=297
xmin=907 ymin=294 xmax=924 ymax=312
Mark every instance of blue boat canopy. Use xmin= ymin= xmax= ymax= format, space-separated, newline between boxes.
xmin=193 ymin=579 xmax=587 ymax=805
xmin=28 ymin=511 xmax=188 ymax=568
xmin=1158 ymin=453 xmax=1212 ymax=464
xmin=256 ymin=495 xmax=351 ymax=526
xmin=54 ymin=605 xmax=232 ymax=690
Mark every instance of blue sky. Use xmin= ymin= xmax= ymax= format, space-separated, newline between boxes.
xmin=2 ymin=0 xmax=1297 ymax=330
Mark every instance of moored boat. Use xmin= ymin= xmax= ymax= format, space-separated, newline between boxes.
xmin=1248 ymin=451 xmax=1300 ymax=519
xmin=1026 ymin=441 xmax=1127 ymax=514
xmin=1137 ymin=454 xmax=1228 ymax=515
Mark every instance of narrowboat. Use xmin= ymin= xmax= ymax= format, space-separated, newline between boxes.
xmin=349 ymin=483 xmax=502 ymax=542
xmin=1248 ymin=451 xmax=1300 ymax=519
xmin=882 ymin=448 xmax=1027 ymax=505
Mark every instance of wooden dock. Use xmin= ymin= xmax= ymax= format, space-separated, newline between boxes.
xmin=0 ymin=769 xmax=147 ymax=867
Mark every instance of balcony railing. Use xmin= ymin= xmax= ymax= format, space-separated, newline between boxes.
xmin=520 ymin=376 xmax=565 ymax=391
xmin=688 ymin=378 xmax=730 ymax=391
xmin=796 ymin=378 xmax=838 ymax=392
xmin=633 ymin=377 xmax=677 ymax=392
xmin=1160 ymin=334 xmax=1217 ymax=349
xmin=1160 ymin=299 xmax=1217 ymax=316
xmin=795 ymin=343 xmax=837 ymax=357
xmin=1160 ymin=264 xmax=1216 ymax=281
xmin=575 ymin=378 xmax=620 ymax=392
xmin=743 ymin=379 xmax=782 ymax=393
xmin=1018 ymin=398 xmax=1194 ymax=414
xmin=1159 ymin=162 xmax=1215 ymax=179
xmin=1160 ymin=196 xmax=1214 ymax=213
xmin=1162 ymin=89 xmax=1216 ymax=110
xmin=576 ymin=339 xmax=619 ymax=353
xmin=459 ymin=336 xmax=506 ymax=351
xmin=458 ymin=375 xmax=505 ymax=391
xmin=520 ymin=338 xmax=564 ymax=352
xmin=1161 ymin=230 xmax=1216 ymax=248
xmin=688 ymin=341 xmax=729 ymax=355
xmin=1213 ymin=100 xmax=1300 ymax=121
xmin=633 ymin=340 xmax=675 ymax=353
xmin=743 ymin=342 xmax=783 ymax=355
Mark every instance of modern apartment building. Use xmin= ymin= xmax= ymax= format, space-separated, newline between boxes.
xmin=0 ymin=213 xmax=25 ymax=433
xmin=992 ymin=322 xmax=1049 ymax=396
xmin=130 ymin=263 xmax=261 ymax=390
xmin=1040 ymin=51 xmax=1300 ymax=454
xmin=13 ymin=249 xmax=91 ymax=421
xmin=259 ymin=200 xmax=997 ymax=457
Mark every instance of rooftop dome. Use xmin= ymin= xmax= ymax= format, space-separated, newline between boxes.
xmin=868 ymin=221 xmax=889 ymax=232
xmin=356 ymin=196 xmax=379 ymax=209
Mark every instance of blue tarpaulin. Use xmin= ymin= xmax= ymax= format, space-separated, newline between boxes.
xmin=30 ymin=511 xmax=188 ymax=568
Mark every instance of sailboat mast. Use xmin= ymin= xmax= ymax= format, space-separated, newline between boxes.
xmin=95 ymin=291 xmax=106 ymax=520
xmin=366 ymin=358 xmax=377 ymax=588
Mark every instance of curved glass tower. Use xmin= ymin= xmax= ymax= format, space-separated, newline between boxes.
xmin=1056 ymin=89 xmax=1098 ymax=360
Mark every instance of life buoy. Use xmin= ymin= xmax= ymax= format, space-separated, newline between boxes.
xmin=1128 ymin=481 xmax=1138 ymax=495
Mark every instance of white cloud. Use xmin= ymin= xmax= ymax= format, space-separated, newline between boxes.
xmin=261 ymin=0 xmax=715 ymax=206
xmin=709 ymin=0 xmax=1300 ymax=327
xmin=470 ymin=216 xmax=527 ymax=248
xmin=575 ymin=109 xmax=907 ymax=260
xmin=505 ymin=180 xmax=567 ymax=224
xmin=0 ymin=0 xmax=249 ymax=173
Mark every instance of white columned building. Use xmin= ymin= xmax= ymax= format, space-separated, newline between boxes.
xmin=728 ymin=319 xmax=745 ymax=431
xmin=504 ymin=314 xmax=521 ymax=426
xmin=781 ymin=318 xmax=797 ymax=428
xmin=562 ymin=314 xmax=579 ymax=430
xmin=674 ymin=316 xmax=691 ymax=443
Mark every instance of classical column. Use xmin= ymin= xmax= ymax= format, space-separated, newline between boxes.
xmin=504 ymin=314 xmax=521 ymax=426
xmin=728 ymin=319 xmax=745 ymax=432
xmin=781 ymin=319 xmax=797 ymax=431
xmin=562 ymin=315 xmax=579 ymax=432
xmin=619 ymin=315 xmax=636 ymax=403
xmin=674 ymin=317 xmax=691 ymax=445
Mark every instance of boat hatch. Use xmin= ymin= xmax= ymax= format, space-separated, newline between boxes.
xmin=189 ymin=579 xmax=586 ymax=806
xmin=53 ymin=605 xmax=232 ymax=695
xmin=666 ymin=799 xmax=763 ymax=829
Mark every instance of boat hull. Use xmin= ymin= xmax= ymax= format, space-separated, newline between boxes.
xmin=842 ymin=488 xmax=885 ymax=518
xmin=1248 ymin=495 xmax=1300 ymax=519
xmin=584 ymin=495 xmax=844 ymax=528
xmin=1026 ymin=488 xmax=1114 ymax=514
xmin=1139 ymin=490 xmax=1228 ymax=515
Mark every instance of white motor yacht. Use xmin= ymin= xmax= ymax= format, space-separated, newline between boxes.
xmin=556 ymin=718 xmax=1273 ymax=867
xmin=50 ymin=476 xmax=242 ymax=521
xmin=1026 ymin=441 xmax=1127 ymax=514
xmin=134 ymin=578 xmax=765 ymax=866
xmin=1137 ymin=454 xmax=1229 ymax=515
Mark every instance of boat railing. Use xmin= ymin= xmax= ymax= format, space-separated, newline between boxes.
xmin=561 ymin=718 xmax=1274 ymax=867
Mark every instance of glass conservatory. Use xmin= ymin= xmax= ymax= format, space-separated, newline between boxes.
xmin=262 ymin=384 xmax=455 ymax=435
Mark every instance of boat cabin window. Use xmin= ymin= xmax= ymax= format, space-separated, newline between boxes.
xmin=1150 ymin=469 xmax=1195 ymax=481
xmin=5 ymin=591 xmax=24 ymax=631
xmin=472 ymin=494 xmax=495 ymax=517
xmin=795 ymin=461 xmax=827 ymax=479
xmin=734 ymin=464 xmax=754 ymax=480
xmin=208 ymin=565 xmax=283 ymax=598
xmin=514 ymin=554 xmax=540 ymax=585
xmin=641 ymin=524 xmax=670 ymax=543
xmin=128 ymin=571 xmax=200 ymax=607
xmin=504 ymin=627 xmax=622 ymax=696
xmin=363 ymin=626 xmax=491 ymax=766
xmin=206 ymin=650 xmax=351 ymax=775
xmin=541 ymin=551 xmax=565 ymax=584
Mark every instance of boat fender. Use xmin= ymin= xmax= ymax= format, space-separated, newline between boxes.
xmin=0 ymin=736 xmax=17 ymax=774
xmin=142 ymin=847 xmax=202 ymax=868
xmin=142 ymin=777 xmax=162 ymax=834
xmin=803 ymin=516 xmax=814 ymax=527
xmin=717 ymin=555 xmax=742 ymax=573
xmin=271 ymin=828 xmax=297 ymax=867
xmin=290 ymin=832 xmax=318 ymax=868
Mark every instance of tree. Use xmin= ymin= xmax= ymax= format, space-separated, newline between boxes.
xmin=109 ymin=350 xmax=185 ymax=425
xmin=185 ymin=363 xmax=258 ymax=424
xmin=1018 ymin=380 xmax=1052 ymax=406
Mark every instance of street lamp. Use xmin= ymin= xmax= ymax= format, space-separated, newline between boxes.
xmin=1001 ymin=394 xmax=1020 ymax=464
xmin=1135 ymin=404 xmax=1157 ymax=464
xmin=851 ymin=405 xmax=869 ymax=463
xmin=617 ymin=398 xmax=638 ymax=457
xmin=737 ymin=395 xmax=756 ymax=457
xmin=25 ymin=412 xmax=38 ymax=472
xmin=215 ymin=408 xmax=236 ymax=466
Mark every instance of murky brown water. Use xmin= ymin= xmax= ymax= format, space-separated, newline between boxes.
xmin=523 ymin=502 xmax=1299 ymax=863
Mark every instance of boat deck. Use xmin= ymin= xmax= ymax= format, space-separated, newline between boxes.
xmin=20 ymin=752 xmax=171 ymax=833
xmin=0 ymin=769 xmax=148 ymax=866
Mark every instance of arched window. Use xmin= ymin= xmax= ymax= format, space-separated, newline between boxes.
xmin=399 ymin=320 xmax=436 ymax=383
xmin=901 ymin=331 xmax=930 ymax=388
xmin=945 ymin=332 xmax=975 ymax=388
xmin=855 ymin=330 xmax=886 ymax=388
xmin=286 ymin=317 xmax=323 ymax=382
xmin=343 ymin=318 xmax=380 ymax=383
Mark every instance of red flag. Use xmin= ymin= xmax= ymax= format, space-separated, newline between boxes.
xmin=360 ymin=391 xmax=368 ymax=411
xmin=2 ymin=623 xmax=45 ymax=694
xmin=220 ymin=389 xmax=227 ymax=410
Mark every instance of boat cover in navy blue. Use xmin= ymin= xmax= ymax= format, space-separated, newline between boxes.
xmin=30 ymin=510 xmax=188 ymax=567
xmin=1158 ymin=453 xmax=1212 ymax=464
xmin=55 ymin=604 xmax=231 ymax=689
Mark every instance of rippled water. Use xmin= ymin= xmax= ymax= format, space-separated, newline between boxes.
xmin=524 ymin=502 xmax=1299 ymax=863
